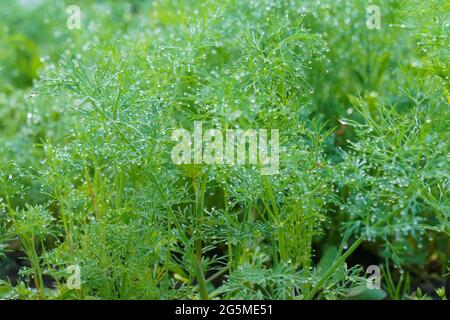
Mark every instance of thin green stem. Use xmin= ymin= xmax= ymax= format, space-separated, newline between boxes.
xmin=193 ymin=171 xmax=209 ymax=300
xmin=263 ymin=176 xmax=287 ymax=263
xmin=206 ymin=266 xmax=228 ymax=284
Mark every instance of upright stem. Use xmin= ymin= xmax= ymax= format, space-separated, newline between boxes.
xmin=263 ymin=176 xmax=287 ymax=263
xmin=194 ymin=172 xmax=209 ymax=300
xmin=305 ymin=236 xmax=364 ymax=300
xmin=26 ymin=232 xmax=44 ymax=299
xmin=233 ymin=205 xmax=251 ymax=270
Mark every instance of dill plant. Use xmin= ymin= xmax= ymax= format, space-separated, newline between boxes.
xmin=0 ymin=0 xmax=448 ymax=300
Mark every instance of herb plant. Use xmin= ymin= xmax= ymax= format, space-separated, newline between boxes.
xmin=0 ymin=0 xmax=448 ymax=300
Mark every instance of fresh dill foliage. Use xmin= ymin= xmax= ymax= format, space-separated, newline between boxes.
xmin=0 ymin=0 xmax=448 ymax=300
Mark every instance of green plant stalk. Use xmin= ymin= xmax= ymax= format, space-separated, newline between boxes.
xmin=224 ymin=190 xmax=234 ymax=274
xmin=194 ymin=172 xmax=209 ymax=300
xmin=115 ymin=165 xmax=124 ymax=209
xmin=206 ymin=266 xmax=228 ymax=284
xmin=148 ymin=172 xmax=187 ymax=242
xmin=305 ymin=236 xmax=364 ymax=300
xmin=23 ymin=234 xmax=44 ymax=299
xmin=148 ymin=170 xmax=188 ymax=295
xmin=233 ymin=205 xmax=251 ymax=271
xmin=263 ymin=176 xmax=287 ymax=263
xmin=228 ymin=238 xmax=233 ymax=273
